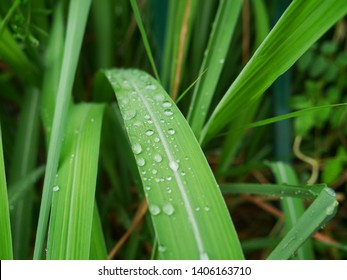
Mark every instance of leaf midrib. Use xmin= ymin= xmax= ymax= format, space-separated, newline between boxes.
xmin=126 ymin=74 xmax=207 ymax=259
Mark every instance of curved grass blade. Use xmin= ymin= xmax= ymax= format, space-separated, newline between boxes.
xmin=34 ymin=0 xmax=92 ymax=259
xmin=47 ymin=103 xmax=104 ymax=260
xmin=201 ymin=0 xmax=347 ymax=144
xmin=104 ymin=68 xmax=243 ymax=260
xmin=0 ymin=125 xmax=13 ymax=260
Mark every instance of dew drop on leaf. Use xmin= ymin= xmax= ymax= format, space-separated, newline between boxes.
xmin=149 ymin=204 xmax=161 ymax=215
xmin=137 ymin=158 xmax=146 ymax=166
xmin=168 ymin=128 xmax=175 ymax=135
xmin=145 ymin=129 xmax=154 ymax=136
xmin=132 ymin=143 xmax=142 ymax=154
xmin=164 ymin=109 xmax=173 ymax=116
xmin=162 ymin=101 xmax=172 ymax=108
xmin=158 ymin=245 xmax=167 ymax=253
xmin=53 ymin=185 xmax=60 ymax=192
xmin=154 ymin=154 xmax=163 ymax=162
xmin=163 ymin=203 xmax=175 ymax=216
xmin=123 ymin=109 xmax=137 ymax=120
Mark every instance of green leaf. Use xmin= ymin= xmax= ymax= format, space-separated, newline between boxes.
xmin=0 ymin=125 xmax=13 ymax=260
xmin=47 ymin=103 xmax=104 ymax=260
xmin=104 ymin=68 xmax=244 ymax=260
xmin=187 ymin=0 xmax=242 ymax=137
xmin=34 ymin=0 xmax=92 ymax=259
xmin=201 ymin=0 xmax=347 ymax=144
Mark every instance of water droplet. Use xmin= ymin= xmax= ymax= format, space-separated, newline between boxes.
xmin=137 ymin=158 xmax=146 ymax=167
xmin=154 ymin=154 xmax=163 ymax=162
xmin=149 ymin=204 xmax=161 ymax=215
xmin=152 ymin=169 xmax=158 ymax=174
xmin=169 ymin=161 xmax=179 ymax=171
xmin=123 ymin=110 xmax=137 ymax=120
xmin=164 ymin=109 xmax=173 ymax=116
xmin=163 ymin=203 xmax=175 ymax=216
xmin=168 ymin=128 xmax=175 ymax=135
xmin=195 ymin=207 xmax=200 ymax=212
xmin=154 ymin=137 xmax=160 ymax=143
xmin=90 ymin=118 xmax=95 ymax=123
xmin=53 ymin=185 xmax=60 ymax=192
xmin=162 ymin=101 xmax=172 ymax=108
xmin=132 ymin=143 xmax=142 ymax=154
xmin=219 ymin=58 xmax=225 ymax=64
xmin=145 ymin=84 xmax=157 ymax=90
xmin=166 ymin=176 xmax=172 ymax=181
xmin=145 ymin=129 xmax=154 ymax=136
xmin=166 ymin=187 xmax=172 ymax=193
xmin=204 ymin=206 xmax=210 ymax=212
xmin=154 ymin=94 xmax=164 ymax=102
xmin=154 ymin=178 xmax=161 ymax=182
xmin=158 ymin=244 xmax=167 ymax=253
xmin=180 ymin=171 xmax=186 ymax=176
xmin=144 ymin=114 xmax=151 ymax=120
xmin=145 ymin=186 xmax=151 ymax=191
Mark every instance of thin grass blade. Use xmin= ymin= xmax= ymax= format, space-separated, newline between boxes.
xmin=187 ymin=0 xmax=242 ymax=137
xmin=0 ymin=125 xmax=13 ymax=260
xmin=34 ymin=0 xmax=92 ymax=259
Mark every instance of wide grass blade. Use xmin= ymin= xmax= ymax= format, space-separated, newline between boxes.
xmin=187 ymin=0 xmax=242 ymax=137
xmin=47 ymin=103 xmax=104 ymax=260
xmin=201 ymin=0 xmax=347 ymax=144
xmin=0 ymin=125 xmax=13 ymax=260
xmin=34 ymin=0 xmax=92 ymax=259
xmin=104 ymin=68 xmax=244 ymax=260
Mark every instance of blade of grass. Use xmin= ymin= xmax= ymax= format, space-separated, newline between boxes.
xmin=89 ymin=204 xmax=108 ymax=260
xmin=267 ymin=188 xmax=338 ymax=260
xmin=187 ymin=0 xmax=242 ymax=137
xmin=47 ymin=103 xmax=104 ymax=260
xmin=9 ymin=88 xmax=40 ymax=259
xmin=40 ymin=2 xmax=64 ymax=146
xmin=0 ymin=125 xmax=13 ymax=260
xmin=251 ymin=0 xmax=270 ymax=49
xmin=220 ymin=182 xmax=338 ymax=260
xmin=269 ymin=162 xmax=314 ymax=259
xmin=104 ymin=68 xmax=244 ymax=260
xmin=201 ymin=0 xmax=347 ymax=144
xmin=220 ymin=182 xmax=325 ymax=199
xmin=8 ymin=166 xmax=44 ymax=205
xmin=129 ymin=0 xmax=160 ymax=82
xmin=34 ymin=0 xmax=92 ymax=259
